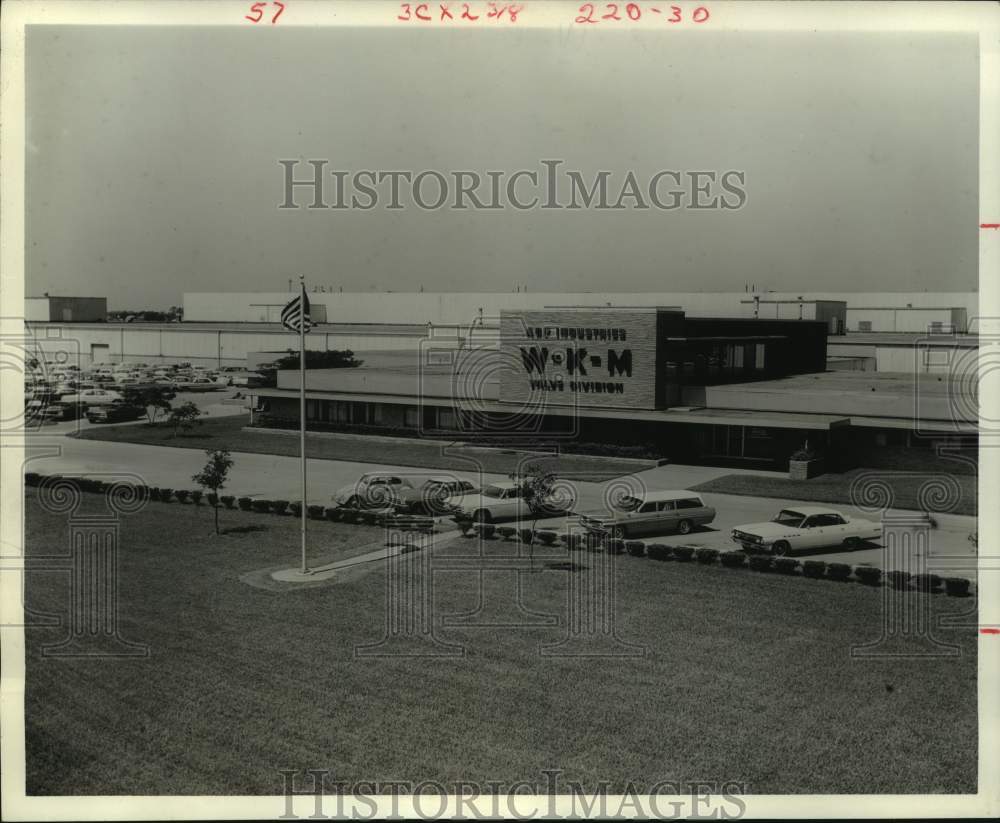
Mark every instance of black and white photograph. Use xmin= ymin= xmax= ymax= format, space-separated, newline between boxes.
xmin=1 ymin=1 xmax=998 ymax=819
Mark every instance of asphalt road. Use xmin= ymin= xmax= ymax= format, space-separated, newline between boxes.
xmin=22 ymin=393 xmax=979 ymax=580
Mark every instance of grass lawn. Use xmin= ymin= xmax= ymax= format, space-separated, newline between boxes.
xmin=693 ymin=469 xmax=978 ymax=516
xmin=24 ymin=492 xmax=977 ymax=795
xmin=73 ymin=415 xmax=652 ymax=481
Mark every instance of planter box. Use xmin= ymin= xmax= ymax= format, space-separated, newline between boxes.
xmin=789 ymin=458 xmax=825 ymax=480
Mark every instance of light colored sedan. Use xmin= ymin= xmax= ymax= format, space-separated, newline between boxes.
xmin=731 ymin=506 xmax=882 ymax=555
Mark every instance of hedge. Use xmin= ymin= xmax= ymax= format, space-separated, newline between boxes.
xmin=854 ymin=566 xmax=882 ymax=586
xmin=625 ymin=540 xmax=646 ymax=557
xmin=289 ymin=502 xmax=303 ymax=517
xmin=206 ymin=492 xmax=219 ymax=507
xmin=606 ymin=539 xmax=625 ymax=555
xmin=826 ymin=563 xmax=852 ymax=582
xmin=535 ymin=530 xmax=559 ymax=546
xmin=190 ymin=490 xmax=203 ymax=505
xmin=271 ymin=500 xmax=289 ymax=515
xmin=944 ymin=577 xmax=970 ymax=597
xmin=748 ymin=555 xmax=773 ymax=572
xmin=308 ymin=504 xmax=326 ymax=520
xmin=174 ymin=489 xmax=191 ymax=503
xmin=519 ymin=528 xmax=535 ymax=544
xmin=566 ymin=533 xmax=584 ymax=551
xmin=802 ymin=560 xmax=826 ymax=578
xmin=695 ymin=547 xmax=719 ymax=565
xmin=474 ymin=523 xmax=497 ymax=540
xmin=773 ymin=557 xmax=800 ymax=575
xmin=498 ymin=526 xmax=517 ymax=541
xmin=646 ymin=543 xmax=671 ymax=561
xmin=220 ymin=494 xmax=236 ymax=509
xmin=159 ymin=488 xmax=174 ymax=503
xmin=325 ymin=507 xmax=343 ymax=522
xmin=672 ymin=545 xmax=695 ymax=562
xmin=886 ymin=570 xmax=911 ymax=590
xmin=912 ymin=573 xmax=942 ymax=592
xmin=720 ymin=551 xmax=747 ymax=568
xmin=238 ymin=497 xmax=253 ymax=511
xmin=251 ymin=499 xmax=272 ymax=513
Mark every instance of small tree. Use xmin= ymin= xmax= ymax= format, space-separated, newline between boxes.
xmin=192 ymin=449 xmax=234 ymax=534
xmin=124 ymin=385 xmax=176 ymax=424
xmin=509 ymin=466 xmax=561 ymax=571
xmin=168 ymin=401 xmax=204 ymax=438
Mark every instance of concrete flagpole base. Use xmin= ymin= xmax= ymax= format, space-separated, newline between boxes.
xmin=271 ymin=567 xmax=338 ymax=583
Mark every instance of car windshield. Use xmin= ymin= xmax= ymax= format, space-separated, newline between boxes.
xmin=483 ymin=485 xmax=515 ymax=498
xmin=772 ymin=510 xmax=806 ymax=527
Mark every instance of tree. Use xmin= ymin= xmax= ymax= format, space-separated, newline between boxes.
xmin=255 ymin=349 xmax=363 ymax=388
xmin=123 ymin=385 xmax=176 ymax=424
xmin=509 ymin=466 xmax=562 ymax=571
xmin=192 ymin=449 xmax=234 ymax=534
xmin=168 ymin=401 xmax=204 ymax=438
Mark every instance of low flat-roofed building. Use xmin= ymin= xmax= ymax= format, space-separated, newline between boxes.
xmin=25 ymin=296 xmax=107 ymax=323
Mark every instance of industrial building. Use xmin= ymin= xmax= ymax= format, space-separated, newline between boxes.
xmin=251 ymin=306 xmax=977 ymax=472
xmin=25 ymin=295 xmax=107 ymax=323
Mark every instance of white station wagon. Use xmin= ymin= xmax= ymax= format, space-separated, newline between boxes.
xmin=731 ymin=506 xmax=882 ymax=555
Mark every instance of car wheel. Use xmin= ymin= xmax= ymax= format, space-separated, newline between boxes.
xmin=611 ymin=525 xmax=627 ymax=540
xmin=474 ymin=509 xmax=493 ymax=525
xmin=772 ymin=540 xmax=791 ymax=556
xmin=677 ymin=519 xmax=693 ymax=535
xmin=345 ymin=495 xmax=360 ymax=509
xmin=843 ymin=536 xmax=861 ymax=549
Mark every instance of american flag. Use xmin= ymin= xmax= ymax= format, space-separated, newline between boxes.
xmin=280 ymin=288 xmax=313 ymax=333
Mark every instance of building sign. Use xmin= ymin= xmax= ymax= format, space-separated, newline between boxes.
xmin=499 ymin=308 xmax=670 ymax=410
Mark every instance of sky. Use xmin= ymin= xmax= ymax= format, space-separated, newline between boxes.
xmin=26 ymin=26 xmax=978 ymax=309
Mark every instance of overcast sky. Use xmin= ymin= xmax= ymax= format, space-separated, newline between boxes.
xmin=26 ymin=26 xmax=978 ymax=309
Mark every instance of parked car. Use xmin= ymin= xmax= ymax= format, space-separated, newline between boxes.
xmin=450 ymin=480 xmax=572 ymax=524
xmin=27 ymin=399 xmax=81 ymax=422
xmin=731 ymin=506 xmax=882 ymax=555
xmin=58 ymin=387 xmax=124 ymax=406
xmin=332 ymin=473 xmax=418 ymax=509
xmin=394 ymin=476 xmax=479 ymax=515
xmin=170 ymin=376 xmax=222 ymax=392
xmin=580 ymin=490 xmax=716 ymax=539
xmin=86 ymin=401 xmax=147 ymax=424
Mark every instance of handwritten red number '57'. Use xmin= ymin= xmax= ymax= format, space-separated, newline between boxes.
xmin=246 ymin=1 xmax=285 ymax=23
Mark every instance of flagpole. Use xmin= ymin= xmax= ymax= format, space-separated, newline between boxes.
xmin=299 ymin=275 xmax=308 ymax=574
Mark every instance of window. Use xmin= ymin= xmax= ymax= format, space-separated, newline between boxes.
xmin=676 ymin=498 xmax=704 ymax=509
xmin=754 ymin=344 xmax=766 ymax=370
xmin=858 ymin=321 xmax=872 ymax=332
xmin=639 ymin=502 xmax=657 ymax=514
xmin=772 ymin=510 xmax=806 ymax=527
xmin=657 ymin=500 xmax=676 ymax=512
xmin=404 ymin=407 xmax=420 ymax=428
xmin=806 ymin=513 xmax=846 ymax=527
xmin=438 ymin=408 xmax=456 ymax=429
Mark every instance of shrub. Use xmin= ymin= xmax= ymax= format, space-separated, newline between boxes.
xmin=340 ymin=509 xmax=360 ymax=523
xmin=174 ymin=489 xmax=191 ymax=503
xmin=625 ymin=540 xmax=646 ymax=557
xmin=912 ymin=573 xmax=943 ymax=592
xmin=190 ymin=490 xmax=203 ymax=505
xmin=359 ymin=511 xmax=378 ymax=526
xmin=606 ymin=539 xmax=625 ymax=555
xmin=206 ymin=492 xmax=219 ymax=507
xmin=159 ymin=488 xmax=174 ymax=503
xmin=585 ymin=533 xmax=605 ymax=552
xmin=237 ymin=496 xmax=253 ymax=511
xmin=672 ymin=545 xmax=695 ymax=562
xmin=719 ymin=551 xmax=746 ymax=568
xmin=308 ymin=504 xmax=326 ymax=520
xmin=826 ymin=562 xmax=852 ymax=582
xmin=536 ymin=530 xmax=558 ymax=546
xmin=289 ymin=502 xmax=302 ymax=517
xmin=475 ymin=523 xmax=497 ymax=540
xmin=646 ymin=543 xmax=671 ymax=561
xmin=251 ymin=499 xmax=271 ymax=513
xmin=566 ymin=533 xmax=584 ymax=551
xmin=944 ymin=577 xmax=971 ymax=597
xmin=748 ymin=554 xmax=773 ymax=572
xmin=801 ymin=560 xmax=826 ymax=578
xmin=498 ymin=526 xmax=517 ymax=541
xmin=25 ymin=472 xmax=41 ymax=487
xmin=149 ymin=487 xmax=162 ymax=501
xmin=519 ymin=528 xmax=534 ymax=544
xmin=773 ymin=557 xmax=800 ymax=575
xmin=886 ymin=570 xmax=911 ymax=590
xmin=695 ymin=547 xmax=719 ymax=565
xmin=220 ymin=495 xmax=235 ymax=509
xmin=854 ymin=566 xmax=882 ymax=586
xmin=324 ymin=507 xmax=343 ymax=522
xmin=271 ymin=500 xmax=289 ymax=515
